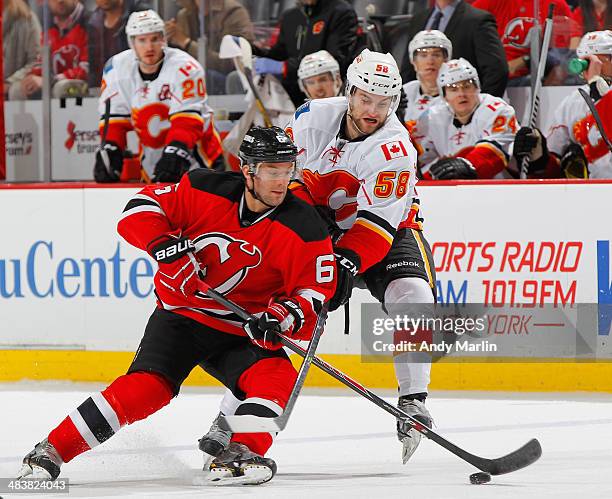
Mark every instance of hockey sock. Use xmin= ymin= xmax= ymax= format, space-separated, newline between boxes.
xmin=48 ymin=372 xmax=174 ymax=462
xmin=231 ymin=357 xmax=297 ymax=455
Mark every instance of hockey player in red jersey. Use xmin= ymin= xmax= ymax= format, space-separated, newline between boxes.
xmin=93 ymin=10 xmax=223 ymax=184
xmin=18 ymin=126 xmax=335 ymax=486
xmin=201 ymin=49 xmax=437 ymax=466
xmin=513 ymin=31 xmax=612 ymax=178
xmin=413 ymin=58 xmax=518 ymax=179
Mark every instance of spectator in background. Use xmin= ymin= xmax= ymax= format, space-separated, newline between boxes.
xmin=88 ymin=0 xmax=151 ymax=88
xmin=413 ymin=58 xmax=518 ymax=179
xmin=399 ymin=0 xmax=508 ymax=98
xmin=251 ymin=0 xmax=358 ymax=107
xmin=165 ymin=0 xmax=254 ymax=95
xmin=16 ymin=0 xmax=89 ymax=100
xmin=472 ymin=0 xmax=573 ymax=85
xmin=570 ymin=0 xmax=612 ymax=47
xmin=3 ymin=0 xmax=41 ymax=100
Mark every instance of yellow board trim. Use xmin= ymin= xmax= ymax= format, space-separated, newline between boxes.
xmin=1 ymin=350 xmax=612 ymax=392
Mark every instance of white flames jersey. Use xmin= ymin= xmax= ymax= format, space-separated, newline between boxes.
xmin=286 ymin=97 xmax=421 ymax=271
xmin=402 ymin=80 xmax=442 ymax=132
xmin=99 ymin=47 xmax=213 ymax=175
xmin=413 ymin=93 xmax=517 ymax=176
xmin=547 ymin=86 xmax=612 ymax=179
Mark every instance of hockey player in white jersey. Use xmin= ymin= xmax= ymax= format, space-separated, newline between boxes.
xmin=93 ymin=10 xmax=222 ymax=184
xmin=402 ymin=30 xmax=452 ymax=134
xmin=200 ymin=49 xmax=437 ymax=466
xmin=297 ymin=50 xmax=343 ymax=100
xmin=513 ymin=30 xmax=612 ymax=179
xmin=413 ymin=58 xmax=518 ymax=179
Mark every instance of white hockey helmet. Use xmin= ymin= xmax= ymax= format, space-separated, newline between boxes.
xmin=409 ymin=30 xmax=453 ymax=63
xmin=298 ymin=50 xmax=342 ymax=95
xmin=437 ymin=58 xmax=480 ymax=94
xmin=576 ymin=30 xmax=612 ymax=58
xmin=126 ymin=10 xmax=166 ymax=50
xmin=346 ymin=49 xmax=403 ymax=114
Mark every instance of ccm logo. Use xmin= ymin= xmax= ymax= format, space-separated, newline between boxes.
xmin=376 ymin=64 xmax=389 ymax=73
xmin=165 ymin=145 xmax=191 ymax=160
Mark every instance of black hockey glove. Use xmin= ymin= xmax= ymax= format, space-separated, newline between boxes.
xmin=244 ymin=299 xmax=305 ymax=350
xmin=561 ymin=143 xmax=588 ymax=179
xmin=513 ymin=127 xmax=549 ymax=175
xmin=329 ymin=248 xmax=360 ymax=312
xmin=94 ymin=141 xmax=123 ymax=183
xmin=152 ymin=141 xmax=193 ymax=183
xmin=429 ymin=157 xmax=477 ymax=180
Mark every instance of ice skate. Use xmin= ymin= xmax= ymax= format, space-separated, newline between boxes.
xmin=205 ymin=442 xmax=277 ymax=485
xmin=397 ymin=397 xmax=433 ymax=464
xmin=199 ymin=412 xmax=232 ymax=458
xmin=17 ymin=439 xmax=63 ymax=481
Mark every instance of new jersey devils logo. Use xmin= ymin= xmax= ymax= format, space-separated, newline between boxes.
xmin=502 ymin=17 xmax=535 ymax=49
xmin=192 ymin=233 xmax=262 ymax=294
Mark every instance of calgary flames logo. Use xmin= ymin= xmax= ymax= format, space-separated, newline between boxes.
xmin=192 ymin=233 xmax=262 ymax=294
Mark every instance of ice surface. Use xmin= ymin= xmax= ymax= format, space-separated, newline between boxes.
xmin=1 ymin=384 xmax=611 ymax=498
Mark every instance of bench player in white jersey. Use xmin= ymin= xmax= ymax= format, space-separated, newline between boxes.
xmin=413 ymin=58 xmax=518 ymax=179
xmin=402 ymin=30 xmax=452 ymax=134
xmin=199 ymin=49 xmax=437 ymax=465
xmin=297 ymin=50 xmax=343 ymax=100
xmin=93 ymin=10 xmax=222 ymax=184
xmin=513 ymin=31 xmax=612 ymax=179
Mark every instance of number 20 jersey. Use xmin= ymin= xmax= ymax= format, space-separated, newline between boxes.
xmin=99 ymin=47 xmax=221 ymax=175
xmin=286 ymin=97 xmax=421 ymax=272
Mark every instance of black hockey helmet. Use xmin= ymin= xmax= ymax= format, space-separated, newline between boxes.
xmin=239 ymin=126 xmax=298 ymax=165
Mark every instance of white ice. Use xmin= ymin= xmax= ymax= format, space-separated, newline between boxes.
xmin=1 ymin=383 xmax=612 ymax=498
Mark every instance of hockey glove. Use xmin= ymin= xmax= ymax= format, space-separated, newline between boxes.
xmin=244 ymin=299 xmax=305 ymax=350
xmin=94 ymin=141 xmax=123 ymax=183
xmin=429 ymin=157 xmax=477 ymax=180
xmin=561 ymin=143 xmax=589 ymax=179
xmin=148 ymin=232 xmax=199 ymax=302
xmin=329 ymin=248 xmax=360 ymax=312
xmin=253 ymin=57 xmax=285 ymax=76
xmin=152 ymin=141 xmax=193 ymax=183
xmin=513 ymin=126 xmax=550 ymax=175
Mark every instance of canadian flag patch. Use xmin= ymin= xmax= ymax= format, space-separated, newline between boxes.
xmin=381 ymin=141 xmax=408 ymax=161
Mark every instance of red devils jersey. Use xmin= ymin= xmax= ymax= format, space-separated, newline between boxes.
xmin=117 ymin=170 xmax=336 ymax=338
xmin=473 ymin=0 xmax=572 ymax=78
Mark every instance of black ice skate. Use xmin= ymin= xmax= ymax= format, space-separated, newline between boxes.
xmin=17 ymin=439 xmax=63 ymax=481
xmin=205 ymin=442 xmax=276 ymax=485
xmin=397 ymin=397 xmax=433 ymax=464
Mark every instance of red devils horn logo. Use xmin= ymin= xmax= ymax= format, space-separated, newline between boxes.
xmin=501 ymin=17 xmax=535 ymax=50
xmin=193 ymin=233 xmax=262 ymax=294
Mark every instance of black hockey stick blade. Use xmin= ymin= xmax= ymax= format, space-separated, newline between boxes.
xmin=469 ymin=438 xmax=542 ymax=475
xmin=578 ymin=88 xmax=612 ymax=154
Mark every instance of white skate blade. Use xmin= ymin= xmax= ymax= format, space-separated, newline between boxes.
xmin=16 ymin=463 xmax=33 ymax=480
xmin=195 ymin=464 xmax=273 ymax=486
xmin=401 ymin=432 xmax=422 ymax=465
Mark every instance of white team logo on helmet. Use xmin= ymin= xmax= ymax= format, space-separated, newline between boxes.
xmin=437 ymin=58 xmax=480 ymax=94
xmin=346 ymin=49 xmax=402 ymax=115
xmin=577 ymin=30 xmax=612 ymax=58
xmin=408 ymin=30 xmax=453 ymax=63
xmin=126 ymin=10 xmax=166 ymax=50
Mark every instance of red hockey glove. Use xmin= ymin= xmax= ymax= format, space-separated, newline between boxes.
xmin=147 ymin=232 xmax=199 ymax=302
xmin=243 ymin=299 xmax=305 ymax=350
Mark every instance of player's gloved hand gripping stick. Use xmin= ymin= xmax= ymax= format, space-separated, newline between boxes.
xmin=188 ymin=254 xmax=542 ymax=479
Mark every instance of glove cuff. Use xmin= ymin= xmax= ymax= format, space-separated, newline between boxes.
xmin=147 ymin=232 xmax=194 ymax=263
xmin=334 ymin=247 xmax=361 ymax=276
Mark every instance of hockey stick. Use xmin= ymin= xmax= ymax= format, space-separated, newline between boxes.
xmin=201 ymin=283 xmax=542 ymax=476
xmin=578 ymin=88 xmax=612 ymax=154
xmin=219 ymin=35 xmax=273 ymax=127
xmin=520 ymin=4 xmax=555 ymax=179
xmin=187 ymin=254 xmax=327 ymax=432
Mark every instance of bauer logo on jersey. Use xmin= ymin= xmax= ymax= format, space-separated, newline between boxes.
xmin=381 ymin=141 xmax=408 ymax=161
xmin=192 ymin=233 xmax=262 ymax=294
